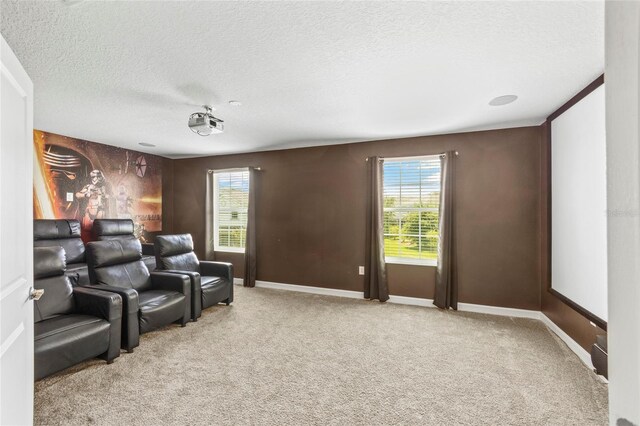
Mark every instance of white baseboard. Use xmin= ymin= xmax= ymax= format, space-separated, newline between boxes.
xmin=540 ymin=313 xmax=594 ymax=370
xmin=245 ymin=280 xmax=538 ymax=319
xmin=255 ymin=280 xmax=364 ymax=299
xmin=236 ymin=279 xmax=595 ymax=372
xmin=457 ymin=302 xmax=542 ymax=320
xmin=387 ymin=295 xmax=436 ymax=307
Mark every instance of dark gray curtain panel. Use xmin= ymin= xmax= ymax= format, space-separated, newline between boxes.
xmin=364 ymin=157 xmax=389 ymax=302
xmin=434 ymin=151 xmax=458 ymax=309
xmin=244 ymin=167 xmax=257 ymax=288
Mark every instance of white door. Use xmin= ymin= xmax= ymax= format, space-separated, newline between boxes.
xmin=0 ymin=34 xmax=35 ymax=425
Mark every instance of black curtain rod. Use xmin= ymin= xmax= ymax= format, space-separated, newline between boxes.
xmin=365 ymin=152 xmax=458 ymax=162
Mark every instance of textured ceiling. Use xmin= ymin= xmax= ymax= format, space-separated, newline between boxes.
xmin=0 ymin=1 xmax=603 ymax=158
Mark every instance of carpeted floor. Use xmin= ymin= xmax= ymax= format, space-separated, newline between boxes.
xmin=34 ymin=286 xmax=608 ymax=425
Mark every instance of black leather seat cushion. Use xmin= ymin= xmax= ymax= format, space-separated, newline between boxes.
xmin=35 ymin=314 xmax=108 ymax=341
xmin=34 ymin=314 xmax=110 ymax=379
xmin=201 ymin=276 xmax=231 ymax=308
xmin=138 ymin=290 xmax=186 ymax=334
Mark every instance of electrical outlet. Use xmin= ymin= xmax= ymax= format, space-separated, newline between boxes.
xmin=358 ymin=266 xmax=365 ymax=275
xmin=66 ymin=192 xmax=74 ymax=202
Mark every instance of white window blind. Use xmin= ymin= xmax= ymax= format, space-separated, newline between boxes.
xmin=213 ymin=170 xmax=249 ymax=252
xmin=383 ymin=156 xmax=441 ymax=265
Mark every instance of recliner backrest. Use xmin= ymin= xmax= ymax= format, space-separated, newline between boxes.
xmin=33 ymin=246 xmax=75 ymax=322
xmin=34 ymin=219 xmax=85 ymax=264
xmin=86 ymin=238 xmax=152 ymax=292
xmin=92 ymin=219 xmax=136 ymax=241
xmin=154 ymin=234 xmax=200 ymax=272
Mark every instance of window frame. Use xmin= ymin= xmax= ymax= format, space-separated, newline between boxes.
xmin=382 ymin=155 xmax=441 ymax=267
xmin=212 ymin=168 xmax=249 ymax=253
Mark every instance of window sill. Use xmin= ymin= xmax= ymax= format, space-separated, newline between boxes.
xmin=385 ymin=257 xmax=437 ymax=267
xmin=214 ymin=247 xmax=246 ymax=254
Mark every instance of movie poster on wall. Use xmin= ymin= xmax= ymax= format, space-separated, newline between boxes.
xmin=33 ymin=130 xmax=162 ymax=243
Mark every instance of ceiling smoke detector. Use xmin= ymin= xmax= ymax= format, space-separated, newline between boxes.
xmin=188 ymin=105 xmax=224 ymax=136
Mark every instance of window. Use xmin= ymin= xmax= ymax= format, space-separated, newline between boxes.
xmin=383 ymin=156 xmax=441 ymax=265
xmin=213 ymin=169 xmax=249 ymax=252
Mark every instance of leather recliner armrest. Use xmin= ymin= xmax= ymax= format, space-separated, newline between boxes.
xmin=84 ymin=284 xmax=140 ymax=352
xmin=150 ymin=272 xmax=191 ymax=295
xmin=200 ymin=261 xmax=234 ymax=282
xmin=84 ymin=285 xmax=139 ymax=315
xmin=73 ymin=287 xmax=123 ymax=362
xmin=150 ymin=272 xmax=192 ymax=325
xmin=73 ymin=287 xmax=122 ymax=322
xmin=157 ymin=270 xmax=202 ymax=321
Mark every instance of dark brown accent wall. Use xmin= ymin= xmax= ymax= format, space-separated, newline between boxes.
xmin=166 ymin=126 xmax=542 ymax=310
xmin=540 ymin=121 xmax=606 ymax=351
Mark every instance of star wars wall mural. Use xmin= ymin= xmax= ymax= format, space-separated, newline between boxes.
xmin=33 ymin=130 xmax=162 ymax=243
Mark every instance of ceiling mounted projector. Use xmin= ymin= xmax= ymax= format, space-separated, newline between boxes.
xmin=188 ymin=106 xmax=224 ymax=136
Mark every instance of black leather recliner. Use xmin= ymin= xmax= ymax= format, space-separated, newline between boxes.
xmin=92 ymin=219 xmax=156 ymax=270
xmin=85 ymin=238 xmax=191 ymax=352
xmin=34 ymin=219 xmax=89 ymax=286
xmin=154 ymin=234 xmax=233 ymax=321
xmin=34 ymin=246 xmax=122 ymax=380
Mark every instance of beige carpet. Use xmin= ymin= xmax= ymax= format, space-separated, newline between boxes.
xmin=35 ymin=286 xmax=608 ymax=425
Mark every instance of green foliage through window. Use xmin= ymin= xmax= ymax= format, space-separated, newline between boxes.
xmin=383 ymin=157 xmax=441 ymax=262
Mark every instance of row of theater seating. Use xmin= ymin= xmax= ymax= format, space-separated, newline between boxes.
xmin=33 ymin=219 xmax=234 ymax=380
xmin=33 ymin=219 xmax=156 ymax=286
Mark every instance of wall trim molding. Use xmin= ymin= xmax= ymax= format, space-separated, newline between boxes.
xmin=388 ymin=294 xmax=436 ymax=307
xmin=457 ymin=302 xmax=542 ymax=320
xmin=540 ymin=313 xmax=594 ymax=370
xmin=255 ymin=280 xmax=364 ymax=299
xmin=234 ymin=279 xmax=595 ymax=372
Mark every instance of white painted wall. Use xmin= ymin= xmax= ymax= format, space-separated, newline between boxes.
xmin=551 ymin=85 xmax=608 ymax=322
xmin=605 ymin=2 xmax=640 ymax=425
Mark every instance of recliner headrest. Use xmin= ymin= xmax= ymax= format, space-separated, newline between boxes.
xmin=87 ymin=238 xmax=142 ymax=268
xmin=34 ymin=246 xmax=66 ymax=279
xmin=155 ymin=234 xmax=194 ymax=257
xmin=92 ymin=219 xmax=135 ymax=238
xmin=34 ymin=219 xmax=81 ymax=240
